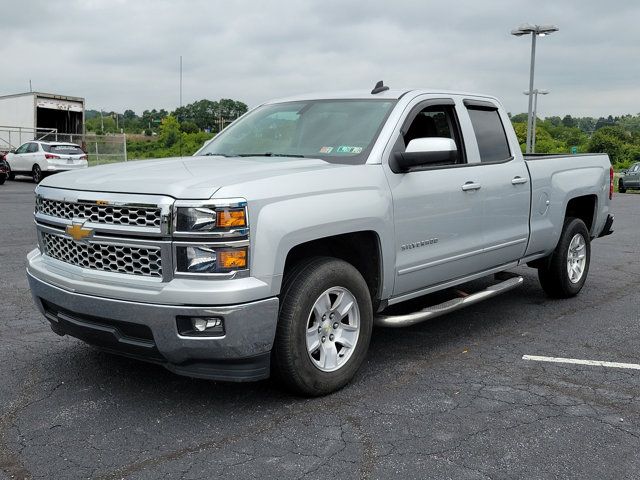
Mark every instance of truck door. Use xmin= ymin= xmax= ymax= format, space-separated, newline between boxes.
xmin=384 ymin=97 xmax=487 ymax=297
xmin=462 ymin=100 xmax=530 ymax=266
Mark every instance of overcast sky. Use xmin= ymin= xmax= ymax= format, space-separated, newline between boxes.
xmin=1 ymin=0 xmax=638 ymax=117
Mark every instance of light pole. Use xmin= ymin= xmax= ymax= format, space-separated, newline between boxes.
xmin=511 ymin=24 xmax=558 ymax=153
xmin=523 ymin=89 xmax=549 ymax=153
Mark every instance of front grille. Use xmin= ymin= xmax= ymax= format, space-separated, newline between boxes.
xmin=42 ymin=232 xmax=163 ymax=277
xmin=36 ymin=198 xmax=161 ymax=228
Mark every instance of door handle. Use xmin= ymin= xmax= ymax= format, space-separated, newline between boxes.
xmin=461 ymin=182 xmax=481 ymax=191
xmin=511 ymin=176 xmax=528 ymax=185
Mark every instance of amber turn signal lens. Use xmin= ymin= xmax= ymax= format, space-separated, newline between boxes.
xmin=216 ymin=208 xmax=246 ymax=228
xmin=218 ymin=249 xmax=247 ymax=269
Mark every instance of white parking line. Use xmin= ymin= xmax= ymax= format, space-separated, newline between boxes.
xmin=522 ymin=355 xmax=640 ymax=371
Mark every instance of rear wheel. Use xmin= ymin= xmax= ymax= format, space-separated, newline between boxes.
xmin=32 ymin=164 xmax=43 ymax=183
xmin=272 ymin=257 xmax=373 ymax=396
xmin=538 ymin=217 xmax=591 ymax=298
xmin=618 ymin=180 xmax=626 ymax=193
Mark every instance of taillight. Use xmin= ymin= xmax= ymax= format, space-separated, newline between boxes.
xmin=609 ymin=166 xmax=614 ymax=200
xmin=80 ymin=154 xmax=88 ymax=160
xmin=45 ymin=154 xmax=60 ymax=159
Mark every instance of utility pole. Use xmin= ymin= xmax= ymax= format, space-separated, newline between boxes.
xmin=511 ymin=24 xmax=559 ymax=153
xmin=523 ymin=89 xmax=549 ymax=153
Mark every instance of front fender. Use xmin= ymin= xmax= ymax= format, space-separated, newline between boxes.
xmin=250 ymin=187 xmax=395 ymax=298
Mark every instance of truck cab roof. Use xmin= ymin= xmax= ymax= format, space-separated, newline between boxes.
xmin=265 ymin=88 xmax=501 ymax=104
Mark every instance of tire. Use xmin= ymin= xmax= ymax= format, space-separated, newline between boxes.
xmin=537 ymin=217 xmax=591 ymax=298
xmin=7 ymin=164 xmax=15 ymax=181
xmin=0 ymin=175 xmax=5 ymax=185
xmin=618 ymin=180 xmax=626 ymax=194
xmin=32 ymin=164 xmax=43 ymax=183
xmin=272 ymin=257 xmax=373 ymax=396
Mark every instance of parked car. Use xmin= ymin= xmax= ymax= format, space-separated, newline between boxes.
xmin=0 ymin=155 xmax=9 ymax=185
xmin=618 ymin=162 xmax=640 ymax=193
xmin=27 ymin=84 xmax=614 ymax=396
xmin=5 ymin=141 xmax=88 ymax=183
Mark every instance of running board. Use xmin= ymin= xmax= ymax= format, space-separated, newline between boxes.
xmin=374 ymin=273 xmax=524 ymax=328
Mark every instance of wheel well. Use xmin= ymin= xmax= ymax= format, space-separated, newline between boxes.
xmin=283 ymin=231 xmax=382 ymax=305
xmin=565 ymin=195 xmax=596 ymax=234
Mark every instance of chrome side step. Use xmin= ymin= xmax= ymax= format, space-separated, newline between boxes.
xmin=374 ymin=273 xmax=523 ymax=328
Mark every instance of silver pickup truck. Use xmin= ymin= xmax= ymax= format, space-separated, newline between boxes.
xmin=27 ymin=83 xmax=615 ymax=395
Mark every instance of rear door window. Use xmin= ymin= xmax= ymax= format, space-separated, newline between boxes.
xmin=466 ymin=107 xmax=511 ymax=163
xmin=27 ymin=143 xmax=39 ymax=153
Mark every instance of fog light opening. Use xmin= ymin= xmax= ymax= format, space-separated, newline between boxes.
xmin=177 ymin=316 xmax=225 ymax=337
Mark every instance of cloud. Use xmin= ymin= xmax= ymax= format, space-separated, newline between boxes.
xmin=0 ymin=0 xmax=637 ymax=117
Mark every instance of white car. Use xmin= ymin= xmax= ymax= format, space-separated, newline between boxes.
xmin=6 ymin=141 xmax=88 ymax=183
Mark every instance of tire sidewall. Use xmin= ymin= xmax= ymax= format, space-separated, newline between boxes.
xmin=618 ymin=180 xmax=626 ymax=193
xmin=278 ymin=259 xmax=373 ymax=395
xmin=557 ymin=218 xmax=591 ymax=295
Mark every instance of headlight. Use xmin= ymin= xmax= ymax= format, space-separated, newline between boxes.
xmin=175 ymin=245 xmax=248 ymax=274
xmin=175 ymin=206 xmax=217 ymax=232
xmin=174 ymin=202 xmax=247 ymax=235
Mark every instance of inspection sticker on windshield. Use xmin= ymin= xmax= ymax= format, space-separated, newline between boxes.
xmin=336 ymin=146 xmax=363 ymax=154
xmin=319 ymin=146 xmax=333 ymax=153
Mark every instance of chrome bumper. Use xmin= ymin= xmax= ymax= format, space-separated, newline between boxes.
xmin=28 ymin=272 xmax=279 ymax=382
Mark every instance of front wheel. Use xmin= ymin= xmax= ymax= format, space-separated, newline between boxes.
xmin=32 ymin=164 xmax=43 ymax=183
xmin=272 ymin=257 xmax=373 ymax=396
xmin=537 ymin=217 xmax=591 ymax=298
xmin=7 ymin=164 xmax=15 ymax=181
xmin=618 ymin=180 xmax=626 ymax=193
xmin=0 ymin=174 xmax=5 ymax=185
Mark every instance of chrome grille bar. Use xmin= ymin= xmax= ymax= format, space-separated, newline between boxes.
xmin=36 ymin=197 xmax=161 ymax=228
xmin=42 ymin=232 xmax=163 ymax=278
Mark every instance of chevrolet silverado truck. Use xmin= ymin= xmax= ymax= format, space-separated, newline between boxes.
xmin=27 ymin=83 xmax=615 ymax=396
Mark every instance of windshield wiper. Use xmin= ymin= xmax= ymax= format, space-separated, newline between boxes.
xmin=235 ymin=153 xmax=306 ymax=158
xmin=203 ymin=152 xmax=231 ymax=157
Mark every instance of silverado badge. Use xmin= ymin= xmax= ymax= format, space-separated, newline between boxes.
xmin=65 ymin=222 xmax=94 ymax=242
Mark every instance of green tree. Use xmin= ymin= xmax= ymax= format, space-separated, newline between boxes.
xmin=180 ymin=121 xmax=199 ymax=134
xmin=159 ymin=116 xmax=181 ymax=148
xmin=561 ymin=115 xmax=576 ymax=128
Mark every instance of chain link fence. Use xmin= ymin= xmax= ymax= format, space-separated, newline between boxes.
xmin=55 ymin=133 xmax=127 ymax=166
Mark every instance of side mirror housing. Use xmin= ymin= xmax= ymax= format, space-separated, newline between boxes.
xmin=9 ymin=149 xmax=15 ymax=154
xmin=391 ymin=137 xmax=458 ymax=173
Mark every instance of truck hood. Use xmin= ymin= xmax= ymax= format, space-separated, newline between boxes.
xmin=40 ymin=155 xmax=340 ymax=198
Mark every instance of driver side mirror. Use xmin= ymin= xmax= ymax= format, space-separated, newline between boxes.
xmin=391 ymin=137 xmax=458 ymax=173
xmin=9 ymin=150 xmax=15 ymax=154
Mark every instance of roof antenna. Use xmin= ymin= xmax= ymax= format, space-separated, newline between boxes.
xmin=371 ymin=80 xmax=389 ymax=94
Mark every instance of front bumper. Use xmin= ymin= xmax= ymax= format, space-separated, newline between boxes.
xmin=28 ymin=272 xmax=279 ymax=382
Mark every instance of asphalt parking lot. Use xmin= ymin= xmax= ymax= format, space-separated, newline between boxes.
xmin=1 ymin=179 xmax=639 ymax=480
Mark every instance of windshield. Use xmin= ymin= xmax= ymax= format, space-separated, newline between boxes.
xmin=198 ymin=99 xmax=396 ymax=164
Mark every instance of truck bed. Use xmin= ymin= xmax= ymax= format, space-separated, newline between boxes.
xmin=524 ymin=153 xmax=612 ymax=259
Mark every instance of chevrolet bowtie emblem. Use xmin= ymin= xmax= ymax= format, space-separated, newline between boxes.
xmin=65 ymin=222 xmax=94 ymax=242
